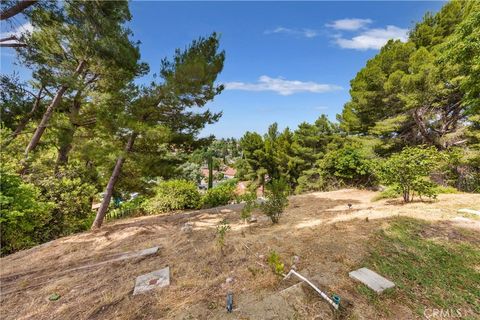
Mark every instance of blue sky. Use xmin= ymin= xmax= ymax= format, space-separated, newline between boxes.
xmin=1 ymin=1 xmax=446 ymax=138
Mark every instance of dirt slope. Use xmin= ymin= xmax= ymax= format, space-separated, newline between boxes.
xmin=1 ymin=190 xmax=478 ymax=319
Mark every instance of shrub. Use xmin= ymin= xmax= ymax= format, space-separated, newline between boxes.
xmin=296 ymin=144 xmax=378 ymax=193
xmin=0 ymin=166 xmax=54 ymax=255
xmin=177 ymin=162 xmax=203 ymax=184
xmin=107 ymin=196 xmax=146 ymax=220
xmin=201 ymin=180 xmax=236 ymax=208
xmin=143 ymin=180 xmax=201 ymax=213
xmin=267 ymin=250 xmax=285 ymax=276
xmin=295 ymin=169 xmax=325 ymax=194
xmin=380 ymin=146 xmax=441 ymax=202
xmin=261 ymin=179 xmax=289 ymax=223
xmin=434 ymin=185 xmax=459 ymax=194
xmin=372 ymin=186 xmax=401 ymax=201
xmin=319 ymin=145 xmax=378 ymax=188
xmin=235 ymin=190 xmax=257 ymax=204
xmin=37 ymin=175 xmax=97 ymax=238
xmin=216 ymin=218 xmax=231 ymax=254
xmin=240 ymin=193 xmax=257 ymax=222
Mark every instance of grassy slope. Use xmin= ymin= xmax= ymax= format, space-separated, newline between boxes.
xmin=359 ymin=217 xmax=480 ymax=319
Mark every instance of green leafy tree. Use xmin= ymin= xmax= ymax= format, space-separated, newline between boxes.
xmin=339 ymin=1 xmax=477 ymax=150
xmin=442 ymin=3 xmax=480 ymax=119
xmin=380 ymin=146 xmax=441 ymax=202
xmin=20 ymin=0 xmax=143 ymax=159
xmin=0 ymin=0 xmax=38 ymax=21
xmin=91 ymin=33 xmax=225 ymax=228
xmin=0 ymin=74 xmax=47 ymax=144
xmin=36 ymin=169 xmax=97 ymax=238
xmin=239 ymin=131 xmax=267 ymax=192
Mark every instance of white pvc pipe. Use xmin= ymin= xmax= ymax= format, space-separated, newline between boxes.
xmin=283 ymin=269 xmax=339 ymax=310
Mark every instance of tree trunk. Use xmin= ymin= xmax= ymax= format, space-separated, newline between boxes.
xmin=412 ymin=108 xmax=443 ymax=149
xmin=24 ymin=60 xmax=86 ymax=158
xmin=91 ymin=133 xmax=137 ymax=229
xmin=55 ymin=134 xmax=74 ymax=171
xmin=54 ymin=91 xmax=82 ymax=172
xmin=3 ymin=86 xmax=44 ymax=146
xmin=0 ymin=0 xmax=37 ymax=20
xmin=208 ymin=154 xmax=213 ymax=189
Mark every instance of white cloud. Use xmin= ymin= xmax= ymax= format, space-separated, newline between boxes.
xmin=326 ymin=18 xmax=372 ymax=31
xmin=334 ymin=25 xmax=408 ymax=50
xmin=0 ymin=22 xmax=33 ymax=40
xmin=224 ymin=76 xmax=342 ymax=96
xmin=1 ymin=22 xmax=33 ymax=48
xmin=264 ymin=27 xmax=318 ymax=38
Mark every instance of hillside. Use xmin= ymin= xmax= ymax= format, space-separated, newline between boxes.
xmin=1 ymin=190 xmax=479 ymax=319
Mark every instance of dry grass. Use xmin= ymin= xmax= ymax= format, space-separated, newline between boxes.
xmin=0 ymin=190 xmax=479 ymax=319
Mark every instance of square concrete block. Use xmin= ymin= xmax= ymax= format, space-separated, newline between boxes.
xmin=349 ymin=267 xmax=395 ymax=293
xmin=133 ymin=266 xmax=170 ymax=295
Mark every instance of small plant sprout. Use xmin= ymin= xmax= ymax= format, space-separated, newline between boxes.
xmin=240 ymin=194 xmax=257 ymax=223
xmin=267 ymin=250 xmax=285 ymax=276
xmin=216 ymin=218 xmax=231 ymax=255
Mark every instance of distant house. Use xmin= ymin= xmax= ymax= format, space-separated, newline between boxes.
xmin=200 ymin=167 xmax=236 ymax=180
xmin=198 ymin=166 xmax=238 ymax=190
xmin=223 ymin=167 xmax=236 ymax=179
xmin=200 ymin=168 xmax=213 ymax=178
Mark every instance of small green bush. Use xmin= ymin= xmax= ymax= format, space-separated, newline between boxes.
xmin=107 ymin=196 xmax=146 ymax=220
xmin=240 ymin=193 xmax=257 ymax=222
xmin=216 ymin=218 xmax=231 ymax=254
xmin=434 ymin=185 xmax=459 ymax=194
xmin=372 ymin=186 xmax=401 ymax=201
xmin=319 ymin=145 xmax=378 ymax=188
xmin=267 ymin=250 xmax=285 ymax=276
xmin=296 ymin=144 xmax=378 ymax=193
xmin=380 ymin=146 xmax=442 ymax=202
xmin=143 ymin=180 xmax=201 ymax=213
xmin=235 ymin=190 xmax=257 ymax=204
xmin=201 ymin=180 xmax=236 ymax=208
xmin=261 ymin=179 xmax=289 ymax=223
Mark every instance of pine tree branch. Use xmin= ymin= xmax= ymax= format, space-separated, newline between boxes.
xmin=0 ymin=0 xmax=37 ymax=20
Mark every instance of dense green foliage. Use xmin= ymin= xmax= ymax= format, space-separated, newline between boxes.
xmin=143 ymin=180 xmax=201 ymax=213
xmin=0 ymin=166 xmax=54 ymax=255
xmin=380 ymin=147 xmax=441 ymax=202
xmin=201 ymin=180 xmax=237 ymax=208
xmin=106 ymin=196 xmax=146 ymax=220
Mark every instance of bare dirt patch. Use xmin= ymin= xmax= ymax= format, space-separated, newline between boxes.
xmin=1 ymin=190 xmax=478 ymax=319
